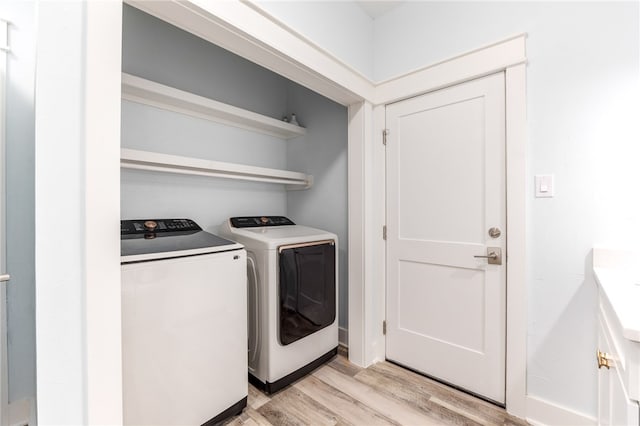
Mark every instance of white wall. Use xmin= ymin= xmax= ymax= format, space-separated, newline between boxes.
xmin=121 ymin=102 xmax=290 ymax=228
xmin=0 ymin=0 xmax=36 ymax=406
xmin=122 ymin=5 xmax=291 ymax=228
xmin=285 ymin=84 xmax=349 ymax=331
xmin=123 ymin=5 xmax=288 ymax=120
xmin=254 ymin=0 xmax=375 ymax=80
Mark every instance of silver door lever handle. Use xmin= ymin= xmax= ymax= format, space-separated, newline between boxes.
xmin=473 ymin=247 xmax=502 ymax=265
xmin=0 ymin=274 xmax=10 ymax=282
xmin=474 ymin=252 xmax=498 ymax=259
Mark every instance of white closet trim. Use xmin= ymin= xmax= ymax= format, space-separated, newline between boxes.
xmin=124 ymin=0 xmax=372 ymax=105
xmin=0 ymin=16 xmax=8 ymax=426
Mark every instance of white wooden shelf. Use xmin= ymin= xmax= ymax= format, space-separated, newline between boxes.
xmin=121 ymin=149 xmax=313 ymax=190
xmin=121 ymin=73 xmax=306 ymax=139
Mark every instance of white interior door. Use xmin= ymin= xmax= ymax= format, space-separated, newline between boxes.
xmin=386 ymin=72 xmax=506 ymax=404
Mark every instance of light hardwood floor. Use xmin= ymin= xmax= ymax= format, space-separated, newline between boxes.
xmin=224 ymin=349 xmax=527 ymax=426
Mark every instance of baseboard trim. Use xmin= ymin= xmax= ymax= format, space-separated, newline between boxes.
xmin=338 ymin=326 xmax=348 ymax=347
xmin=9 ymin=397 xmax=32 ymax=426
xmin=526 ymin=396 xmax=596 ymax=426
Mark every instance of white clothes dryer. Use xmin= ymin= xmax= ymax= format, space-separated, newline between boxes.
xmin=121 ymin=218 xmax=247 ymax=425
xmin=219 ymin=216 xmax=338 ymax=393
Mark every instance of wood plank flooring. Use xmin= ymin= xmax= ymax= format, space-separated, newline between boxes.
xmin=224 ymin=348 xmax=527 ymax=426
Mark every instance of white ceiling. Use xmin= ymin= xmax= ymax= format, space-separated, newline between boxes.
xmin=356 ymin=1 xmax=404 ymax=19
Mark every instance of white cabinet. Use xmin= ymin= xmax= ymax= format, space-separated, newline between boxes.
xmin=597 ymin=300 xmax=640 ymax=425
xmin=594 ymin=248 xmax=640 ymax=426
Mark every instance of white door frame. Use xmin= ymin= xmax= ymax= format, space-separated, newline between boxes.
xmin=48 ymin=0 xmax=527 ymax=421
xmin=0 ymin=17 xmax=8 ymax=426
xmin=371 ymin=36 xmax=528 ymax=415
xmin=34 ymin=2 xmax=122 ymax=424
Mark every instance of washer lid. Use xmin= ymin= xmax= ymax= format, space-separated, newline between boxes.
xmin=121 ymin=218 xmax=242 ymax=262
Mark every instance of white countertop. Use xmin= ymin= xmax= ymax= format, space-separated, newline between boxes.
xmin=593 ymin=247 xmax=640 ymax=342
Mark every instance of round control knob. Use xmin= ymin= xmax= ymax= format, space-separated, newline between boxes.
xmin=144 ymin=220 xmax=158 ymax=231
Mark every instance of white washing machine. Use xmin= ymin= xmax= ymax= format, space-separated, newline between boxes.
xmin=219 ymin=216 xmax=338 ymax=393
xmin=121 ymin=218 xmax=247 ymax=425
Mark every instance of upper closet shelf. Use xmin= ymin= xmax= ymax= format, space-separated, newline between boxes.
xmin=121 ymin=148 xmax=313 ymax=190
xmin=121 ymin=73 xmax=306 ymax=140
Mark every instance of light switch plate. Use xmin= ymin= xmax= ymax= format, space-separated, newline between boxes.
xmin=535 ymin=175 xmax=554 ymax=198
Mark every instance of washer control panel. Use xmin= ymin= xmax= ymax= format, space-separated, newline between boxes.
xmin=230 ymin=216 xmax=295 ymax=228
xmin=121 ymin=218 xmax=201 ymax=235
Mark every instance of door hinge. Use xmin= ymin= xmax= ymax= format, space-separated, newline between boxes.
xmin=382 ymin=129 xmax=389 ymax=145
xmin=382 ymin=225 xmax=387 ymax=240
xmin=383 ymin=320 xmax=387 ymax=335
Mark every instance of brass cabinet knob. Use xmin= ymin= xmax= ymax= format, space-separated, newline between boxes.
xmin=597 ymin=350 xmax=613 ymax=369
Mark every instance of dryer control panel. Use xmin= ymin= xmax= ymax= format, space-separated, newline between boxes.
xmin=230 ymin=216 xmax=295 ymax=228
xmin=121 ymin=218 xmax=201 ymax=235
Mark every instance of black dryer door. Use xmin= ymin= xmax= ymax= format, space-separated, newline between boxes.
xmin=278 ymin=241 xmax=336 ymax=345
